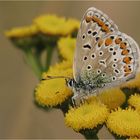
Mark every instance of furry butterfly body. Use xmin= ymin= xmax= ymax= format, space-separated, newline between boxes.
xmin=66 ymin=7 xmax=140 ymax=104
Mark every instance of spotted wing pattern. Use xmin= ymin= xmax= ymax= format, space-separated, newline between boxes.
xmin=80 ymin=32 xmax=140 ymax=91
xmin=73 ymin=7 xmax=118 ymax=82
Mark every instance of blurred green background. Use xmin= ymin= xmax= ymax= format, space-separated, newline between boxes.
xmin=0 ymin=1 xmax=140 ymax=139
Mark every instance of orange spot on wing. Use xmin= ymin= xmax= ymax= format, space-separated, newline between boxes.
xmin=115 ymin=38 xmax=122 ymax=44
xmin=92 ymin=16 xmax=98 ymax=22
xmin=123 ymin=57 xmax=132 ymax=64
xmin=120 ymin=42 xmax=127 ymax=49
xmin=98 ymin=40 xmax=103 ymax=47
xmin=124 ymin=65 xmax=131 ymax=72
xmin=101 ymin=24 xmax=110 ymax=33
xmin=124 ymin=65 xmax=132 ymax=76
xmin=121 ymin=49 xmax=129 ymax=55
xmin=98 ymin=19 xmax=110 ymax=33
xmin=97 ymin=19 xmax=104 ymax=26
xmin=91 ymin=16 xmax=110 ymax=33
xmin=105 ymin=38 xmax=113 ymax=46
xmin=85 ymin=16 xmax=92 ymax=23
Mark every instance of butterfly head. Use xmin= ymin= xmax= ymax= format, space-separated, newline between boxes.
xmin=65 ymin=78 xmax=76 ymax=89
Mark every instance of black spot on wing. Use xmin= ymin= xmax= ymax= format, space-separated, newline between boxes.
xmin=83 ymin=44 xmax=91 ymax=49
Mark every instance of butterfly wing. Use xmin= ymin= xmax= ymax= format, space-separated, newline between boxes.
xmin=73 ymin=7 xmax=118 ymax=82
xmin=80 ymin=32 xmax=140 ymax=92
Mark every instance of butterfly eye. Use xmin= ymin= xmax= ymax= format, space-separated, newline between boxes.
xmin=94 ymin=13 xmax=100 ymax=18
xmin=67 ymin=79 xmax=74 ymax=88
xmin=87 ymin=11 xmax=94 ymax=17
xmin=101 ymin=16 xmax=106 ymax=22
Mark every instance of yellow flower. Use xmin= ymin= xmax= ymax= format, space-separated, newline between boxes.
xmin=58 ymin=37 xmax=76 ymax=62
xmin=65 ymin=101 xmax=109 ymax=131
xmin=98 ymin=88 xmax=126 ymax=109
xmin=121 ymin=73 xmax=140 ymax=89
xmin=5 ymin=25 xmax=38 ymax=38
xmin=35 ymin=61 xmax=73 ymax=107
xmin=35 ymin=78 xmax=72 ymax=107
xmin=106 ymin=108 xmax=140 ymax=137
xmin=127 ymin=137 xmax=140 ymax=140
xmin=42 ymin=61 xmax=73 ymax=79
xmin=34 ymin=14 xmax=80 ymax=36
xmin=128 ymin=94 xmax=140 ymax=110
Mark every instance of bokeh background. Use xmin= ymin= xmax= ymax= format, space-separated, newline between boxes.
xmin=0 ymin=1 xmax=140 ymax=139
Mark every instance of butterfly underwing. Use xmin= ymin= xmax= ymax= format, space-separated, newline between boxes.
xmin=66 ymin=7 xmax=140 ymax=104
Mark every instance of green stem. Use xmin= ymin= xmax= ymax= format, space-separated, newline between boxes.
xmin=80 ymin=125 xmax=103 ymax=140
xmin=45 ymin=46 xmax=54 ymax=71
xmin=24 ymin=49 xmax=42 ymax=79
xmin=80 ymin=128 xmax=101 ymax=140
xmin=84 ymin=133 xmax=98 ymax=139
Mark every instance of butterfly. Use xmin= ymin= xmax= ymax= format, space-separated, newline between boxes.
xmin=65 ymin=7 xmax=140 ymax=105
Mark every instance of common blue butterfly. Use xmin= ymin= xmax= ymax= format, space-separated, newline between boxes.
xmin=66 ymin=7 xmax=140 ymax=105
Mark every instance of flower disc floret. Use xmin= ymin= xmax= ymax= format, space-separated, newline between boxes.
xmin=65 ymin=101 xmax=109 ymax=131
xmin=106 ymin=108 xmax=140 ymax=137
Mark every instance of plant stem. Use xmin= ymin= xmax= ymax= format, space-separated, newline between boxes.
xmin=80 ymin=128 xmax=100 ymax=140
xmin=25 ymin=49 xmax=42 ymax=79
xmin=84 ymin=133 xmax=98 ymax=139
xmin=45 ymin=46 xmax=54 ymax=71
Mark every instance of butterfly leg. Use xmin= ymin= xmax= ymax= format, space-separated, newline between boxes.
xmin=72 ymin=93 xmax=87 ymax=107
xmin=72 ymin=94 xmax=80 ymax=107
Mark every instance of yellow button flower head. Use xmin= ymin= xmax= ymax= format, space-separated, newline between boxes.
xmin=5 ymin=25 xmax=38 ymax=38
xmin=127 ymin=136 xmax=140 ymax=140
xmin=128 ymin=94 xmax=140 ymax=110
xmin=65 ymin=101 xmax=109 ymax=132
xmin=98 ymin=88 xmax=126 ymax=109
xmin=34 ymin=14 xmax=80 ymax=36
xmin=35 ymin=78 xmax=72 ymax=107
xmin=106 ymin=108 xmax=140 ymax=137
xmin=42 ymin=60 xmax=73 ymax=79
xmin=58 ymin=37 xmax=76 ymax=62
xmin=35 ymin=61 xmax=73 ymax=107
xmin=121 ymin=73 xmax=140 ymax=89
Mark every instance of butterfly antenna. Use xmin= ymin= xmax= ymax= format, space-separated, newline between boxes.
xmin=41 ymin=75 xmax=71 ymax=80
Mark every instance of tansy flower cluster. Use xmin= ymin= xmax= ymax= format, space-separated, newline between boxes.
xmin=5 ymin=14 xmax=140 ymax=139
xmin=34 ymin=36 xmax=140 ymax=139
xmin=5 ymin=14 xmax=80 ymax=78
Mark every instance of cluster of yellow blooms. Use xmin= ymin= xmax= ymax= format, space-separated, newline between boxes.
xmin=5 ymin=14 xmax=80 ymax=38
xmin=35 ymin=36 xmax=140 ymax=139
xmin=5 ymin=14 xmax=79 ymax=78
xmin=5 ymin=14 xmax=140 ymax=139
